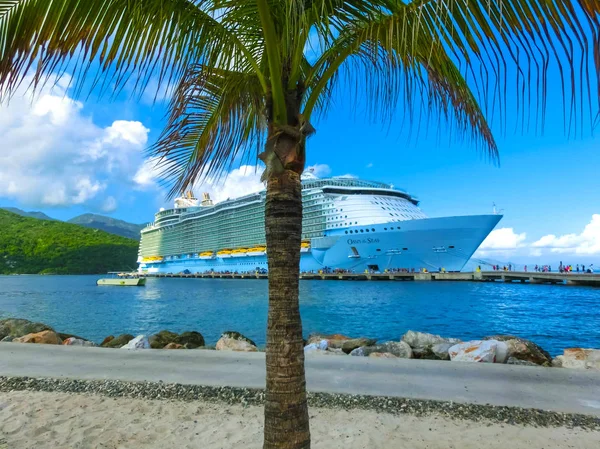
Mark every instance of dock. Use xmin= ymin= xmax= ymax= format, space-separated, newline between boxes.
xmin=138 ymin=271 xmax=600 ymax=286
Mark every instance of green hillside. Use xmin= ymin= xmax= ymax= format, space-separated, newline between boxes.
xmin=68 ymin=213 xmax=145 ymax=240
xmin=0 ymin=209 xmax=139 ymax=274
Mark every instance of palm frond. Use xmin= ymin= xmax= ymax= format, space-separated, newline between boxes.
xmin=150 ymin=63 xmax=266 ymax=197
xmin=0 ymin=0 xmax=265 ymax=100
xmin=304 ymin=0 xmax=599 ymax=156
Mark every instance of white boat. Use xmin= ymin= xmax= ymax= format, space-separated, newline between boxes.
xmin=97 ymin=272 xmax=146 ymax=286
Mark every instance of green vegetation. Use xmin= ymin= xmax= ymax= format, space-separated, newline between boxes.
xmin=68 ymin=214 xmax=145 ymax=240
xmin=0 ymin=209 xmax=138 ymax=275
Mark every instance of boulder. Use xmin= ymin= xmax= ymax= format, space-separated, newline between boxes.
xmin=13 ymin=330 xmax=62 ymax=345
xmin=149 ymin=330 xmax=179 ymax=349
xmin=164 ymin=342 xmax=184 ymax=349
xmin=101 ymin=335 xmax=115 ymax=346
xmin=62 ymin=337 xmax=97 ymax=347
xmin=552 ymin=348 xmax=600 ymax=370
xmin=102 ymin=334 xmax=134 ymax=348
xmin=484 ymin=335 xmax=552 ymax=366
xmin=175 ymin=331 xmax=205 ymax=349
xmin=401 ymin=331 xmax=461 ymax=359
xmin=216 ymin=331 xmax=258 ymax=352
xmin=431 ymin=343 xmax=454 ymax=361
xmin=306 ymin=333 xmax=352 ymax=349
xmin=121 ymin=335 xmax=150 ymax=350
xmin=368 ymin=352 xmax=398 ymax=359
xmin=341 ymin=338 xmax=377 ymax=354
xmin=0 ymin=318 xmax=53 ymax=340
xmin=1 ymin=336 xmax=13 ymax=342
xmin=507 ymin=357 xmax=540 ymax=367
xmin=305 ymin=340 xmax=329 ymax=352
xmin=350 ymin=341 xmax=412 ymax=359
xmin=449 ymin=340 xmax=507 ymax=363
xmin=58 ymin=332 xmax=88 ymax=342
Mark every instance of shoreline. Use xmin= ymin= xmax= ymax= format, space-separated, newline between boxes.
xmin=1 ymin=376 xmax=599 ymax=430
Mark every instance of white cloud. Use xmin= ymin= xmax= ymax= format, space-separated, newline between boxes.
xmin=101 ymin=196 xmax=118 ymax=213
xmin=134 ymin=162 xmax=265 ymax=204
xmin=0 ymin=77 xmax=150 ymax=209
xmin=479 ymin=228 xmax=527 ymax=251
xmin=306 ymin=163 xmax=331 ymax=177
xmin=366 ymin=162 xmax=374 ymax=168
xmin=531 ymin=215 xmax=600 ymax=255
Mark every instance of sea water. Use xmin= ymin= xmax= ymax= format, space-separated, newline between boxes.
xmin=0 ymin=275 xmax=598 ymax=355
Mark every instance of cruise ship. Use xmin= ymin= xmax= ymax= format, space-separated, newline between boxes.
xmin=137 ymin=173 xmax=501 ymax=274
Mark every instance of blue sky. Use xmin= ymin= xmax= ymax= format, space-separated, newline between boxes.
xmin=0 ymin=63 xmax=598 ymax=267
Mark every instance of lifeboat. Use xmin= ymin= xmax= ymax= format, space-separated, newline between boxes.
xmin=247 ymin=246 xmax=266 ymax=256
xmin=217 ymin=249 xmax=233 ymax=258
xmin=301 ymin=241 xmax=310 ymax=253
xmin=231 ymin=248 xmax=249 ymax=257
xmin=199 ymin=251 xmax=215 ymax=260
xmin=141 ymin=256 xmax=164 ymax=263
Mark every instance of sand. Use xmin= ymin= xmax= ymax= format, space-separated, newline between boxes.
xmin=0 ymin=391 xmax=598 ymax=449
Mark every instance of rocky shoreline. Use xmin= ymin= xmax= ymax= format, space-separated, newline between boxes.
xmin=1 ymin=376 xmax=599 ymax=430
xmin=1 ymin=317 xmax=599 ymax=370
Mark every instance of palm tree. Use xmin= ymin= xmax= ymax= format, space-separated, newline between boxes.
xmin=1 ymin=1 xmax=598 ymax=447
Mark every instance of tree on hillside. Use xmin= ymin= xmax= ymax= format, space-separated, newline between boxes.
xmin=1 ymin=1 xmax=598 ymax=448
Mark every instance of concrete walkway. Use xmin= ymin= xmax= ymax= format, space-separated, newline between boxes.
xmin=1 ymin=344 xmax=599 ymax=416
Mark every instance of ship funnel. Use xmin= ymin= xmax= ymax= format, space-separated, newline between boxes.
xmin=201 ymin=192 xmax=214 ymax=207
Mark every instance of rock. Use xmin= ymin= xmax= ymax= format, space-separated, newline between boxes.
xmin=553 ymin=348 xmax=600 ymax=370
xmin=58 ymin=332 xmax=88 ymax=342
xmin=62 ymin=337 xmax=96 ymax=347
xmin=164 ymin=342 xmax=184 ymax=349
xmin=368 ymin=352 xmax=398 ymax=359
xmin=102 ymin=334 xmax=134 ymax=348
xmin=175 ymin=331 xmax=205 ymax=349
xmin=13 ymin=330 xmax=62 ymax=345
xmin=507 ymin=357 xmax=540 ymax=367
xmin=341 ymin=338 xmax=377 ymax=354
xmin=449 ymin=340 xmax=501 ymax=363
xmin=220 ymin=331 xmax=256 ymax=347
xmin=101 ymin=335 xmax=115 ymax=346
xmin=401 ymin=331 xmax=461 ymax=359
xmin=0 ymin=318 xmax=53 ymax=340
xmin=306 ymin=333 xmax=352 ymax=349
xmin=1 ymin=336 xmax=14 ymax=342
xmin=431 ymin=343 xmax=454 ymax=360
xmin=350 ymin=341 xmax=412 ymax=359
xmin=494 ymin=341 xmax=510 ymax=363
xmin=216 ymin=331 xmax=258 ymax=352
xmin=305 ymin=340 xmax=328 ymax=352
xmin=149 ymin=330 xmax=179 ymax=349
xmin=121 ymin=335 xmax=150 ymax=350
xmin=484 ymin=335 xmax=552 ymax=366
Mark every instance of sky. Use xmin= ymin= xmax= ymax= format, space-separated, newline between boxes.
xmin=0 ymin=65 xmax=598 ymax=268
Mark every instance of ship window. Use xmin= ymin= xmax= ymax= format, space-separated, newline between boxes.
xmin=449 ymin=245 xmax=455 ymax=249
xmin=391 ymin=227 xmax=394 ymax=230
xmin=360 ymin=229 xmax=364 ymax=233
xmin=345 ymin=231 xmax=348 ymax=234
xmin=384 ymin=228 xmax=387 ymax=231
xmin=376 ymin=249 xmax=381 ymax=252
xmin=365 ymin=229 xmax=369 ymax=232
xmin=372 ymin=228 xmax=375 ymax=232
xmin=403 ymin=248 xmax=408 ymax=251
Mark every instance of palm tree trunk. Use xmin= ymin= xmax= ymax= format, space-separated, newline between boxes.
xmin=263 ymin=168 xmax=310 ymax=449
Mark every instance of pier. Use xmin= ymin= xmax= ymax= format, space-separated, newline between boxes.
xmin=137 ymin=271 xmax=600 ymax=286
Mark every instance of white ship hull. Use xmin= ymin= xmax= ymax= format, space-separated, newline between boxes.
xmin=139 ymin=215 xmax=501 ymax=274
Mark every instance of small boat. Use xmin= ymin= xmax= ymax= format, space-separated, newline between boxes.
xmin=97 ymin=272 xmax=146 ymax=286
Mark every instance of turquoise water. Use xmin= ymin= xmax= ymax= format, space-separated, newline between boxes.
xmin=0 ymin=275 xmax=598 ymax=355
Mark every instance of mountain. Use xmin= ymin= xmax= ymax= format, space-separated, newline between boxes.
xmin=0 ymin=209 xmax=139 ymax=275
xmin=67 ymin=214 xmax=145 ymax=240
xmin=1 ymin=207 xmax=57 ymax=221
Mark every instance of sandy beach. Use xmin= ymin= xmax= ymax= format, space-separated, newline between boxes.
xmin=0 ymin=390 xmax=598 ymax=449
